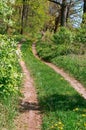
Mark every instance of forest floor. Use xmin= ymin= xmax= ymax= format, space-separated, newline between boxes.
xmin=15 ymin=44 xmax=42 ymax=130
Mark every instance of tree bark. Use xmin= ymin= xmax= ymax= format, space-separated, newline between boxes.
xmin=60 ymin=0 xmax=68 ymax=26
xmin=21 ymin=0 xmax=25 ymax=34
xmin=54 ymin=15 xmax=60 ymax=32
xmin=84 ymin=0 xmax=86 ymax=12
xmin=20 ymin=0 xmax=28 ymax=34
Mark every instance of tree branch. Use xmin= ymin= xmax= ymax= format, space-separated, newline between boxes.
xmin=49 ymin=0 xmax=62 ymax=6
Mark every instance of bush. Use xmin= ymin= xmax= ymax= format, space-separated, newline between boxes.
xmin=36 ymin=41 xmax=57 ymax=61
xmin=75 ymin=27 xmax=86 ymax=44
xmin=0 ymin=35 xmax=21 ymax=96
xmin=52 ymin=27 xmax=74 ymax=45
xmin=36 ymin=27 xmax=86 ymax=62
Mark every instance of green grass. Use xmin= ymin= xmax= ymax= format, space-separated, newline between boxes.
xmin=51 ymin=54 xmax=86 ymax=87
xmin=21 ymin=40 xmax=86 ymax=130
xmin=36 ymin=41 xmax=86 ymax=87
xmin=0 ymin=95 xmax=20 ymax=130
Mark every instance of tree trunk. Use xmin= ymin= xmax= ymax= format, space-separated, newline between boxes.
xmin=21 ymin=0 xmax=25 ymax=34
xmin=84 ymin=0 xmax=86 ymax=12
xmin=60 ymin=0 xmax=68 ymax=26
xmin=54 ymin=15 xmax=60 ymax=33
xmin=20 ymin=0 xmax=28 ymax=34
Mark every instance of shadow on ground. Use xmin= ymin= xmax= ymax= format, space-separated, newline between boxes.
xmin=19 ymin=93 xmax=86 ymax=114
xmin=39 ymin=93 xmax=86 ymax=112
xmin=19 ymin=101 xmax=40 ymax=112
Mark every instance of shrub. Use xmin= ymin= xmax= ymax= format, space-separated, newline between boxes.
xmin=36 ymin=27 xmax=85 ymax=62
xmin=36 ymin=41 xmax=57 ymax=61
xmin=0 ymin=35 xmax=21 ymax=96
xmin=52 ymin=27 xmax=74 ymax=45
xmin=75 ymin=27 xmax=86 ymax=44
xmin=55 ymin=44 xmax=72 ymax=55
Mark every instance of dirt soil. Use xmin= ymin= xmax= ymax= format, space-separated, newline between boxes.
xmin=15 ymin=44 xmax=42 ymax=130
xmin=32 ymin=43 xmax=86 ymax=100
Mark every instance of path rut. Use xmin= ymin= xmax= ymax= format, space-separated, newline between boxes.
xmin=15 ymin=44 xmax=42 ymax=130
xmin=32 ymin=43 xmax=86 ymax=100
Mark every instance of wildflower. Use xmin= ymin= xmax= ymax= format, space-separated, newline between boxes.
xmin=73 ymin=108 xmax=79 ymax=111
xmin=84 ymin=123 xmax=86 ymax=127
xmin=58 ymin=121 xmax=62 ymax=125
xmin=82 ymin=114 xmax=86 ymax=117
xmin=60 ymin=77 xmax=64 ymax=80
xmin=54 ymin=123 xmax=58 ymax=126
xmin=58 ymin=126 xmax=63 ymax=130
xmin=50 ymin=121 xmax=64 ymax=130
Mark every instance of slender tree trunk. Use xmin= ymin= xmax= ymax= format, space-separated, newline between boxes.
xmin=20 ymin=0 xmax=28 ymax=34
xmin=60 ymin=0 xmax=68 ymax=26
xmin=25 ymin=5 xmax=29 ymax=26
xmin=6 ymin=17 xmax=10 ymax=34
xmin=84 ymin=0 xmax=86 ymax=12
xmin=66 ymin=5 xmax=70 ymax=22
xmin=54 ymin=15 xmax=60 ymax=33
xmin=21 ymin=0 xmax=25 ymax=34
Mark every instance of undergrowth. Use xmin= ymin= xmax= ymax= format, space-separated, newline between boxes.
xmin=36 ymin=27 xmax=86 ymax=87
xmin=0 ymin=35 xmax=22 ymax=130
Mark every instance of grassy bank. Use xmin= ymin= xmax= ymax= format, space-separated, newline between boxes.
xmin=21 ymin=40 xmax=86 ymax=130
xmin=36 ymin=40 xmax=86 ymax=87
xmin=51 ymin=54 xmax=86 ymax=87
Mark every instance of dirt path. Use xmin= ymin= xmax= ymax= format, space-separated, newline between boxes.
xmin=32 ymin=43 xmax=86 ymax=100
xmin=15 ymin=44 xmax=42 ymax=130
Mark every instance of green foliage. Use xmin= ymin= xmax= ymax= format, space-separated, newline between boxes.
xmin=0 ymin=0 xmax=14 ymax=33
xmin=28 ymin=0 xmax=49 ymax=33
xmin=36 ymin=40 xmax=73 ymax=61
xmin=14 ymin=0 xmax=49 ymax=34
xmin=0 ymin=35 xmax=21 ymax=96
xmin=36 ymin=27 xmax=86 ymax=87
xmin=36 ymin=41 xmax=57 ymax=61
xmin=36 ymin=27 xmax=86 ymax=62
xmin=0 ymin=34 xmax=22 ymax=130
xmin=21 ymin=40 xmax=86 ymax=130
xmin=75 ymin=27 xmax=86 ymax=44
xmin=52 ymin=27 xmax=74 ymax=45
xmin=82 ymin=13 xmax=86 ymax=25
xmin=36 ymin=28 xmax=75 ymax=61
xmin=36 ymin=41 xmax=81 ymax=62
xmin=74 ymin=14 xmax=86 ymax=45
